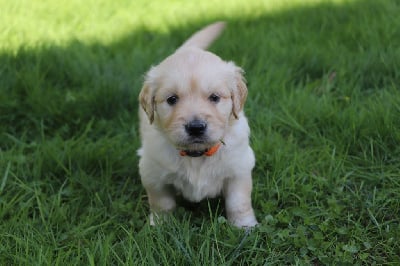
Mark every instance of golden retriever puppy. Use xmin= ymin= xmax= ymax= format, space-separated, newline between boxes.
xmin=138 ymin=22 xmax=258 ymax=227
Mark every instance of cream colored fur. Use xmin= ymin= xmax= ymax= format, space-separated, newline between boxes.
xmin=138 ymin=22 xmax=258 ymax=227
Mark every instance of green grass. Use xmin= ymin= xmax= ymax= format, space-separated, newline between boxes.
xmin=1 ymin=0 xmax=400 ymax=264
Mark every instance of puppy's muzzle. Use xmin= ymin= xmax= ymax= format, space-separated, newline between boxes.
xmin=185 ymin=119 xmax=207 ymax=137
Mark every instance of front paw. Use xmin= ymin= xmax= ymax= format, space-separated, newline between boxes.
xmin=230 ymin=215 xmax=258 ymax=228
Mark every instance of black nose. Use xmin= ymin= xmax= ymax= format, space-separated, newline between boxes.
xmin=185 ymin=120 xmax=207 ymax=137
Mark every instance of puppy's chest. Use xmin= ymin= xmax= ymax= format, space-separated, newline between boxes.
xmin=167 ymin=158 xmax=228 ymax=202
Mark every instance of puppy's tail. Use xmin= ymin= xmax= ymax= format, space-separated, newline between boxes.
xmin=179 ymin=21 xmax=226 ymax=50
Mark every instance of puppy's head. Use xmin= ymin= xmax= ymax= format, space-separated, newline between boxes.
xmin=139 ymin=48 xmax=247 ymax=151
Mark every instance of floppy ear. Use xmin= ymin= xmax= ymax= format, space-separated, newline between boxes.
xmin=231 ymin=68 xmax=248 ymax=119
xmin=139 ymin=83 xmax=155 ymax=124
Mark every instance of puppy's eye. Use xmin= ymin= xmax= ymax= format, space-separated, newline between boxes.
xmin=208 ymin=93 xmax=220 ymax=103
xmin=166 ymin=95 xmax=179 ymax=106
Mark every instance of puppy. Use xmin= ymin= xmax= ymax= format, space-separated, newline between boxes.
xmin=138 ymin=22 xmax=258 ymax=228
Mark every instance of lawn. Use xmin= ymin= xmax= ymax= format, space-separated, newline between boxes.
xmin=1 ymin=0 xmax=399 ymax=264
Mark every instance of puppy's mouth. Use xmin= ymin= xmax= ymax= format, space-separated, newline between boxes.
xmin=177 ymin=138 xmax=210 ymax=151
xmin=175 ymin=134 xmax=218 ymax=149
xmin=191 ymin=138 xmax=206 ymax=144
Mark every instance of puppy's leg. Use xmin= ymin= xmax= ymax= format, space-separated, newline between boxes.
xmin=145 ymin=185 xmax=176 ymax=225
xmin=224 ymin=176 xmax=258 ymax=228
xmin=139 ymin=158 xmax=176 ymax=225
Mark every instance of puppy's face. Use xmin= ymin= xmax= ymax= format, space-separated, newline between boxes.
xmin=140 ymin=48 xmax=247 ymax=151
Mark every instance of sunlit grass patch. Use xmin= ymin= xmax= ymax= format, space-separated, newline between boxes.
xmin=1 ymin=0 xmax=360 ymax=50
